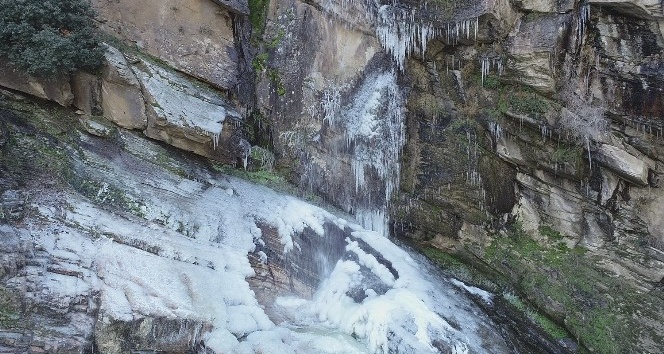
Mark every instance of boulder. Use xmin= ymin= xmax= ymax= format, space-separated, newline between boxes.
xmin=79 ymin=117 xmax=114 ymax=138
xmin=0 ymin=60 xmax=73 ymax=106
xmin=100 ymin=46 xmax=148 ymax=130
xmin=132 ymin=60 xmax=245 ymax=163
xmin=593 ymin=143 xmax=649 ymax=186
xmin=91 ymin=0 xmax=239 ymax=90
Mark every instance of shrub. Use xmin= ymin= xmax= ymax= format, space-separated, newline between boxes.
xmin=508 ymin=89 xmax=548 ymax=116
xmin=0 ymin=0 xmax=104 ymax=78
xmin=558 ymin=87 xmax=608 ymax=142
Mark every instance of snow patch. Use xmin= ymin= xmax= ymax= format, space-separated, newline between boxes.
xmin=450 ymin=279 xmax=494 ymax=304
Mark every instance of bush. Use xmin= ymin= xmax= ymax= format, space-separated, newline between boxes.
xmin=0 ymin=0 xmax=104 ymax=78
xmin=558 ymin=86 xmax=607 ymax=142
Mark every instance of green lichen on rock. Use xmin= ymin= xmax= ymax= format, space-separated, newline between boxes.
xmin=483 ymin=223 xmax=664 ymax=354
xmin=0 ymin=286 xmax=21 ymax=327
xmin=0 ymin=97 xmax=147 ymax=218
xmin=503 ymin=292 xmax=570 ymax=340
xmin=419 ymin=245 xmax=501 ymax=291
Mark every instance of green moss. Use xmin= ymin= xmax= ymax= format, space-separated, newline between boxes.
xmin=419 ymin=245 xmax=502 ymax=291
xmin=213 ymin=163 xmax=288 ymax=189
xmin=483 ymin=75 xmax=502 ymax=90
xmin=249 ymin=0 xmax=270 ymax=35
xmin=551 ymin=145 xmax=582 ymax=165
xmin=1 ymin=100 xmax=147 ymax=218
xmin=539 ymin=225 xmax=564 ymax=241
xmin=267 ymin=68 xmax=286 ymax=96
xmin=252 ymin=52 xmax=269 ymax=72
xmin=497 ymin=93 xmax=509 ymax=114
xmin=447 ymin=117 xmax=476 ymax=133
xmin=422 ymin=247 xmax=466 ymax=268
xmin=66 ymin=174 xmax=146 ymax=218
xmin=0 ymin=286 xmax=21 ymax=327
xmin=503 ymin=293 xmax=569 ymax=340
xmin=266 ymin=29 xmax=285 ymax=49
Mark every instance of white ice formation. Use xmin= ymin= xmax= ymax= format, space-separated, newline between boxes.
xmin=5 ymin=128 xmax=514 ymax=354
xmin=322 ymin=70 xmax=405 ymax=236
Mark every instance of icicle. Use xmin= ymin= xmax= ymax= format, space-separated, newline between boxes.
xmin=474 ymin=17 xmax=478 ymax=42
xmin=243 ymin=147 xmax=250 ymax=170
xmin=375 ymin=6 xmax=437 ymax=71
xmin=481 ymin=58 xmax=485 ymax=86
xmin=210 ymin=132 xmax=220 ymax=150
xmin=447 ymin=23 xmax=450 ymax=43
xmin=586 ymin=137 xmax=592 ymax=170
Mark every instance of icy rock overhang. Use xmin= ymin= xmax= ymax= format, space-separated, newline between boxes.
xmin=317 ymin=0 xmax=517 ymax=70
xmin=131 ymin=59 xmax=246 ymax=162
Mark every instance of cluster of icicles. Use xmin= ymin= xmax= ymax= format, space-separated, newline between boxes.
xmin=577 ymin=4 xmax=591 ymax=45
xmin=375 ymin=5 xmax=478 ymax=70
xmin=209 ymin=132 xmax=220 ymax=150
xmin=480 ymin=56 xmax=504 ymax=86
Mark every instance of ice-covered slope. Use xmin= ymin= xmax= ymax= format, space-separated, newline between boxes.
xmin=0 ymin=108 xmax=512 ymax=354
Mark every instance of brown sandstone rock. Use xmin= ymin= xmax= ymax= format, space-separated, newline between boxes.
xmin=100 ymin=46 xmax=148 ymax=130
xmin=91 ymin=0 xmax=239 ymax=90
xmin=0 ymin=60 xmax=73 ymax=106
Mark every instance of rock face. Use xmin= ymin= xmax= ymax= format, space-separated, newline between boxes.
xmin=91 ymin=0 xmax=240 ymax=90
xmin=505 ymin=14 xmax=571 ymax=93
xmin=256 ymin=0 xmax=395 ymax=233
xmin=100 ymin=46 xmax=148 ymax=130
xmin=251 ymin=0 xmax=664 ymax=352
xmin=1 ymin=0 xmax=663 ymax=352
xmin=0 ymin=61 xmax=73 ymax=106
